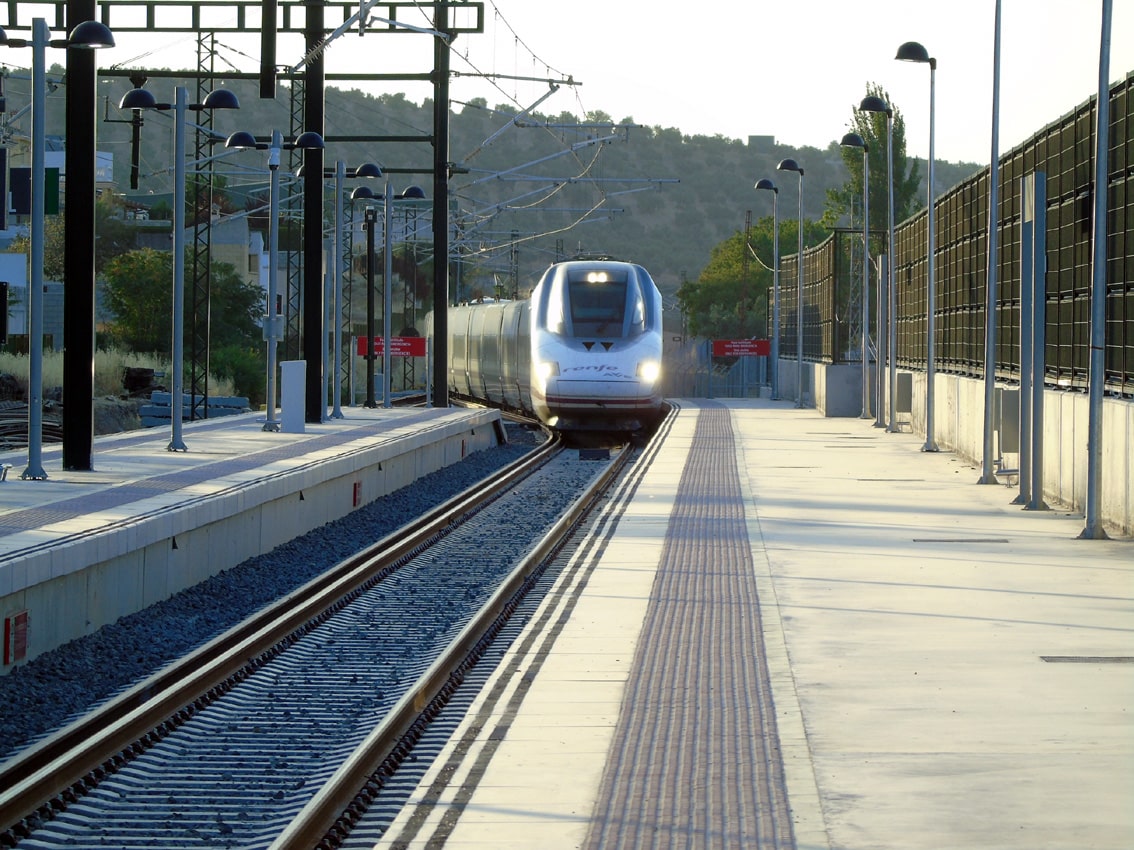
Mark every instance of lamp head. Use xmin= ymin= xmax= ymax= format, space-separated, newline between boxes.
xmin=896 ymin=41 xmax=935 ymax=68
xmin=352 ymin=162 xmax=383 ymax=179
xmin=225 ymin=130 xmax=259 ymax=150
xmin=292 ymin=131 xmax=325 ymax=150
xmin=840 ymin=132 xmax=868 ymax=152
xmin=754 ymin=178 xmax=777 ymax=193
xmin=777 ymin=158 xmax=804 ymax=176
xmin=399 ymin=185 xmax=427 ymax=199
xmin=67 ymin=20 xmax=115 ymax=48
xmin=119 ymin=88 xmax=157 ymax=110
xmin=201 ymin=88 xmax=240 ymax=110
xmin=351 ymin=186 xmax=376 ymax=201
xmin=859 ymin=95 xmax=891 ymax=116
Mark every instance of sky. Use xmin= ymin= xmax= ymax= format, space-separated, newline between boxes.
xmin=58 ymin=0 xmax=1134 ymax=166
xmin=456 ymin=0 xmax=1134 ymax=164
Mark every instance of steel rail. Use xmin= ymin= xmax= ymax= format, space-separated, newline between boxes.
xmin=0 ymin=428 xmax=560 ymax=840
xmin=271 ymin=437 xmax=635 ymax=849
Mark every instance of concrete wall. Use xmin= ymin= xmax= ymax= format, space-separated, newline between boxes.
xmin=779 ymin=360 xmax=862 ymax=418
xmin=788 ymin=360 xmax=1133 ymax=537
xmin=2 ymin=414 xmax=502 ymax=669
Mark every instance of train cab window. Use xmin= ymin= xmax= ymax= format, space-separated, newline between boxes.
xmin=537 ymin=264 xmax=655 ymax=340
xmin=566 ymin=269 xmax=632 ymax=338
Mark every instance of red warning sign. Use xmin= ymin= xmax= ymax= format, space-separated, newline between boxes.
xmin=356 ymin=336 xmax=427 ymax=357
xmin=712 ymin=338 xmax=771 ymax=357
xmin=4 ymin=609 xmax=28 ymax=665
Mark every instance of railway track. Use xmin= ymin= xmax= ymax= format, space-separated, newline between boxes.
xmin=0 ymin=428 xmax=636 ymax=849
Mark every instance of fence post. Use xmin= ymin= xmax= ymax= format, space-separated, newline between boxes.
xmin=1026 ymin=173 xmax=1048 ymax=511
xmin=1014 ymin=176 xmax=1034 ymax=507
xmin=1015 ymin=172 xmax=1048 ymax=510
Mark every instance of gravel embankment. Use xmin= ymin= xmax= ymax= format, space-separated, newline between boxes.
xmin=0 ymin=427 xmax=540 ymax=761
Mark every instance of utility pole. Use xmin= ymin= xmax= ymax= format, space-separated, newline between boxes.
xmin=430 ymin=0 xmax=450 ymax=406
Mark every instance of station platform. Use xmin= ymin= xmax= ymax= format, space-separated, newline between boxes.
xmin=378 ymin=398 xmax=1134 ymax=850
xmin=0 ymin=405 xmax=504 ymax=669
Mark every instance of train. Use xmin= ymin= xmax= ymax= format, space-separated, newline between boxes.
xmin=435 ymin=258 xmax=665 ymax=435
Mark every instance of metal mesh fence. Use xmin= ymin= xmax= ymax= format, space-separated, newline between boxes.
xmin=779 ymin=71 xmax=1133 ymax=397
xmin=780 ymin=231 xmax=855 ymax=364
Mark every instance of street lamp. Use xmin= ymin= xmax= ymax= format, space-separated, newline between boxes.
xmin=896 ymin=40 xmax=939 ymax=452
xmin=352 ymin=182 xmax=428 ymax=409
xmin=979 ymin=0 xmax=1003 ymax=484
xmin=120 ymin=84 xmax=240 ymax=451
xmin=225 ymin=129 xmax=325 ymax=431
xmin=860 ymin=95 xmax=896 ymax=431
xmin=754 ymin=178 xmax=780 ymax=400
xmin=777 ymin=158 xmax=805 ymax=408
xmin=332 ymin=161 xmax=381 ymax=417
xmin=0 ymin=19 xmax=114 ymax=480
xmin=840 ymin=132 xmax=872 ymax=419
xmin=350 ymin=186 xmax=381 ymax=408
xmin=302 ymin=161 xmax=382 ymax=417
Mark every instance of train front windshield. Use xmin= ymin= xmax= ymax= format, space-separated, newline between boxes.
xmin=545 ymin=268 xmax=648 ymax=339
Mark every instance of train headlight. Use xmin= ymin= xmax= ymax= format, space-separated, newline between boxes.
xmin=536 ymin=360 xmax=560 ymax=381
xmin=636 ymin=360 xmax=660 ymax=383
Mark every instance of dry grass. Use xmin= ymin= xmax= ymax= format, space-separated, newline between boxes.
xmin=0 ymin=348 xmax=236 ymax=398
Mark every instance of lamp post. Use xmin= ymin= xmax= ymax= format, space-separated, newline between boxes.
xmin=326 ymin=161 xmax=381 ymax=417
xmin=859 ymin=95 xmax=895 ymax=431
xmin=351 ymin=186 xmax=380 ymax=408
xmin=840 ymin=132 xmax=872 ymax=419
xmin=0 ymin=19 xmax=114 ymax=479
xmin=1082 ymin=0 xmax=1113 ymax=538
xmin=120 ymin=84 xmax=240 ymax=451
xmin=978 ymin=0 xmax=1003 ymax=483
xmin=225 ymin=129 xmax=325 ymax=430
xmin=381 ymin=179 xmax=396 ymax=408
xmin=754 ymin=178 xmax=780 ymax=400
xmin=352 ymin=182 xmax=428 ymax=408
xmin=777 ymin=158 xmax=805 ymax=408
xmin=897 ymin=40 xmax=939 ymax=452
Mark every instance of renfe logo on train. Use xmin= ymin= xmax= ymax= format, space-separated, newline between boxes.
xmin=712 ymin=339 xmax=770 ymax=357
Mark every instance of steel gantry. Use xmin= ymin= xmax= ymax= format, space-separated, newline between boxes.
xmin=0 ymin=0 xmax=484 ymax=445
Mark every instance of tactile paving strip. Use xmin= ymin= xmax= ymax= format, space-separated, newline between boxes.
xmin=583 ymin=403 xmax=796 ymax=849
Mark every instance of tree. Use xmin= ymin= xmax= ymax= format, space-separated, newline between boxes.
xmin=102 ymin=248 xmax=265 ymax=401
xmin=822 ymin=82 xmax=922 ymax=237
xmin=678 ymin=230 xmax=765 ymax=340
xmin=677 ymin=215 xmax=828 ymax=340
xmin=6 ymin=194 xmax=139 ymax=279
xmin=186 ymin=173 xmax=242 ymax=226
xmin=102 ymin=248 xmax=171 ymax=353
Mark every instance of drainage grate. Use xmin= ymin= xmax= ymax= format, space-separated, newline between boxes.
xmin=1040 ymin=656 xmax=1134 ymax=663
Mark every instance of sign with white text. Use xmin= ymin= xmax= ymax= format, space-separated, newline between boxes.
xmin=712 ymin=338 xmax=770 ymax=357
xmin=356 ymin=336 xmax=427 ymax=357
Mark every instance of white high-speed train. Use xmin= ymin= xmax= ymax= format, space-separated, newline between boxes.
xmin=438 ymin=259 xmax=665 ymax=433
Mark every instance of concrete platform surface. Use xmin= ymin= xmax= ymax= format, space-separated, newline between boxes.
xmin=380 ymin=398 xmax=1133 ymax=850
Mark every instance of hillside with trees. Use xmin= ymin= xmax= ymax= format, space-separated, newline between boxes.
xmin=7 ymin=68 xmax=982 ymax=372
xmin=39 ymin=71 xmax=981 ymax=302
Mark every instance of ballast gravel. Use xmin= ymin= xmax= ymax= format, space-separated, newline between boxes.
xmin=0 ymin=428 xmax=539 ymax=761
